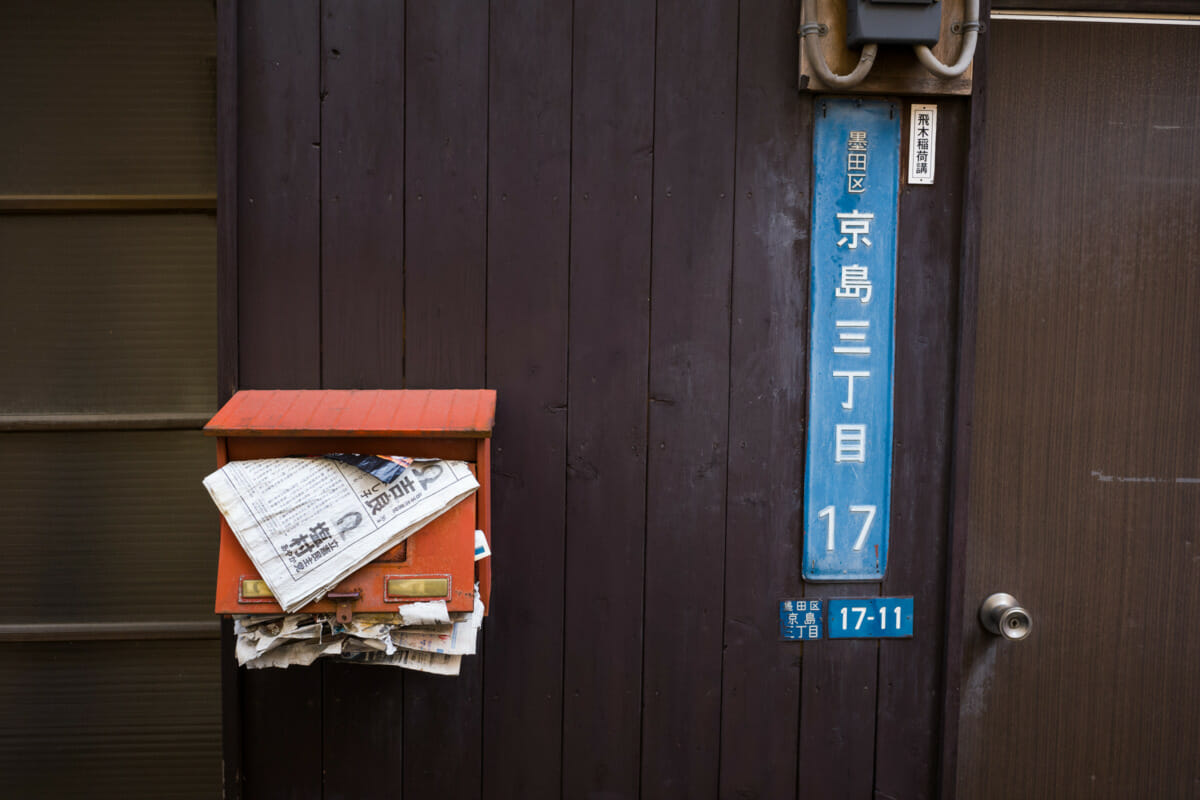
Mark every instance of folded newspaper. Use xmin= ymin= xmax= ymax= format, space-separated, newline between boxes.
xmin=203 ymin=456 xmax=478 ymax=612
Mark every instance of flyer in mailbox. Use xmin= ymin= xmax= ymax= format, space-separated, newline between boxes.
xmin=203 ymin=457 xmax=478 ymax=612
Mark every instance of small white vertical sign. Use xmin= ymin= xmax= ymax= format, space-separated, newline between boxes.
xmin=908 ymin=103 xmax=937 ymax=185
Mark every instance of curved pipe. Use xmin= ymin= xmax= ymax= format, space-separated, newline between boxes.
xmin=801 ymin=0 xmax=878 ymax=89
xmin=913 ymin=0 xmax=980 ymax=78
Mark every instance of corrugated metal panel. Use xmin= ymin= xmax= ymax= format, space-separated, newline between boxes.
xmin=0 ymin=0 xmax=215 ymax=195
xmin=0 ymin=640 xmax=220 ymax=799
xmin=205 ymin=389 xmax=497 ymax=437
xmin=0 ymin=215 xmax=216 ymax=416
xmin=0 ymin=431 xmax=218 ymax=625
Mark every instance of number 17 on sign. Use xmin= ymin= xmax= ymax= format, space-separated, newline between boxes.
xmin=816 ymin=504 xmax=877 ymax=552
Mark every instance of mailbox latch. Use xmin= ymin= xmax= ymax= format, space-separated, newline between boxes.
xmin=326 ymin=590 xmax=361 ymax=624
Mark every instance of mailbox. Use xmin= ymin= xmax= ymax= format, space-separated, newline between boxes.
xmin=205 ymin=389 xmax=494 ymax=618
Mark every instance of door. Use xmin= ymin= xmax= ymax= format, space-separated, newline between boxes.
xmin=957 ymin=16 xmax=1200 ymax=798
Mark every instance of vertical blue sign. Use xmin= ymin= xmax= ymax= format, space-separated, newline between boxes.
xmin=804 ymin=98 xmax=900 ymax=581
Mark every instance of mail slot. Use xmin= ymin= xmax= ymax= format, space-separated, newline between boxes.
xmin=205 ymin=389 xmax=494 ymax=617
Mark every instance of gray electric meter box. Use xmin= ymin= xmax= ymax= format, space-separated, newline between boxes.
xmin=846 ymin=0 xmax=942 ymax=48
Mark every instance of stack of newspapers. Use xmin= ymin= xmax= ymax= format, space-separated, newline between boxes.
xmin=230 ymin=590 xmax=484 ymax=674
xmin=203 ymin=455 xmax=488 ymax=675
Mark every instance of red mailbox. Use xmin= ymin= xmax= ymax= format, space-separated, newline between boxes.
xmin=205 ymin=389 xmax=494 ymax=618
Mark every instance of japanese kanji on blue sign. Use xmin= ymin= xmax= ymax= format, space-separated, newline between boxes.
xmin=779 ymin=599 xmax=824 ymax=641
xmin=803 ymin=98 xmax=900 ymax=581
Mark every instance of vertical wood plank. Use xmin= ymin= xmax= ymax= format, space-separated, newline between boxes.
xmin=873 ymin=98 xmax=968 ymax=800
xmin=797 ymin=589 xmax=878 ymax=798
xmin=319 ymin=0 xmax=405 ymax=390
xmin=482 ymin=1 xmax=572 ymax=797
xmin=403 ymin=0 xmax=487 ymax=389
xmin=401 ymin=3 xmax=489 ymax=798
xmin=718 ymin=1 xmax=807 ymax=797
xmin=242 ymin=668 xmax=324 ymax=799
xmin=322 ymin=670 xmax=405 ymax=800
xmin=640 ymin=0 xmax=738 ymax=797
xmin=316 ymin=6 xmax=409 ymax=796
xmin=236 ymin=3 xmax=324 ymax=796
xmin=940 ymin=9 xmax=989 ymax=796
xmin=238 ymin=0 xmax=321 ymax=389
xmin=561 ymin=1 xmax=654 ymax=797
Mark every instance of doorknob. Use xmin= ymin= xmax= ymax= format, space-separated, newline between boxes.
xmin=979 ymin=593 xmax=1032 ymax=640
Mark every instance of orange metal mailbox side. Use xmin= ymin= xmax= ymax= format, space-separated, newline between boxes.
xmin=205 ymin=389 xmax=495 ymax=618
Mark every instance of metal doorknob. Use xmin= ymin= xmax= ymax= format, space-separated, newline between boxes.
xmin=979 ymin=593 xmax=1032 ymax=640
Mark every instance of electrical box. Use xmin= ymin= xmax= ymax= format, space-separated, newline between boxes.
xmin=206 ymin=389 xmax=495 ymax=617
xmin=846 ymin=0 xmax=942 ymax=48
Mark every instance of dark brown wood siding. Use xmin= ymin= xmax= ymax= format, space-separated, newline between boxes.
xmin=223 ymin=1 xmax=974 ymax=796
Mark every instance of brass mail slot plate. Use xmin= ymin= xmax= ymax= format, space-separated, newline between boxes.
xmin=385 ymin=577 xmax=449 ymax=599
xmin=240 ymin=579 xmax=275 ymax=601
xmin=238 ymin=577 xmax=450 ymax=604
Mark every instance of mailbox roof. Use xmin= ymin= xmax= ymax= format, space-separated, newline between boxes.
xmin=204 ymin=389 xmax=496 ymax=437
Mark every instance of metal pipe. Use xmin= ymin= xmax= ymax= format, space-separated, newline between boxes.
xmin=801 ymin=0 xmax=878 ymax=89
xmin=914 ymin=0 xmax=980 ymax=78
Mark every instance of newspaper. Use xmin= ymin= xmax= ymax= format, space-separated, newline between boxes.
xmin=244 ymin=639 xmax=345 ymax=669
xmin=397 ymin=600 xmax=451 ymax=627
xmin=204 ymin=457 xmax=478 ymax=611
xmin=349 ymin=649 xmax=462 ymax=675
xmin=391 ymin=594 xmax=484 ymax=656
xmin=233 ymin=595 xmax=483 ymax=673
xmin=474 ymin=528 xmax=491 ymax=561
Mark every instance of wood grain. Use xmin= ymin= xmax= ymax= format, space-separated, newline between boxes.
xmin=959 ymin=19 xmax=1200 ymax=799
xmin=241 ymin=666 xmax=323 ymax=799
xmin=938 ymin=5 xmax=991 ymax=794
xmin=798 ymin=585 xmax=879 ymax=799
xmin=320 ymin=0 xmax=405 ymax=390
xmin=718 ymin=1 xmax=807 ymax=797
xmin=237 ymin=0 xmax=320 ymax=389
xmin=560 ymin=0 xmax=655 ymax=797
xmin=401 ymin=4 xmax=489 ymax=796
xmin=640 ymin=1 xmax=738 ymax=797
xmin=403 ymin=0 xmax=487 ymax=392
xmin=482 ymin=1 xmax=572 ymax=797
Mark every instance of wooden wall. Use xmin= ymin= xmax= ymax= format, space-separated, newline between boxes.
xmin=220 ymin=1 xmax=972 ymax=796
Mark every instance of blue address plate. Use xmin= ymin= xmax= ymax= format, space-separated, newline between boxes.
xmin=803 ymin=97 xmax=901 ymax=582
xmin=826 ymin=597 xmax=913 ymax=639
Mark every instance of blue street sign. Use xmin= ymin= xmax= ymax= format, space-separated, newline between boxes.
xmin=803 ymin=98 xmax=900 ymax=581
xmin=826 ymin=597 xmax=914 ymax=639
xmin=779 ymin=599 xmax=824 ymax=641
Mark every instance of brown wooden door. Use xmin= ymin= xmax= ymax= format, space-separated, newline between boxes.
xmin=956 ymin=17 xmax=1200 ymax=798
